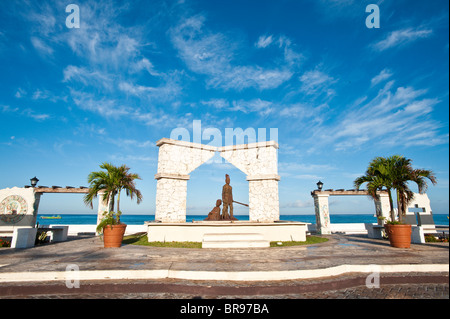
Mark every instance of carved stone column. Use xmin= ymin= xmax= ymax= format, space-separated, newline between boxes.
xmin=312 ymin=192 xmax=331 ymax=235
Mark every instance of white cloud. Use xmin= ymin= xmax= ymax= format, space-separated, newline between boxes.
xmin=109 ymin=154 xmax=156 ymax=163
xmin=299 ymin=69 xmax=336 ymax=98
xmin=63 ymin=65 xmax=113 ymax=89
xmin=107 ymin=138 xmax=155 ymax=149
xmin=309 ymin=80 xmax=446 ymax=152
xmin=170 ymin=15 xmax=294 ymax=91
xmin=0 ymin=105 xmax=19 ymax=113
xmin=15 ymin=88 xmax=27 ymax=99
xmin=118 ymin=82 xmax=155 ymax=95
xmin=118 ymin=71 xmax=183 ymax=101
xmin=279 ymin=162 xmax=335 ymax=175
xmin=231 ymin=99 xmax=274 ymax=115
xmin=281 ymin=200 xmax=313 ymax=209
xmin=130 ymin=58 xmax=160 ymax=76
xmin=300 ymin=70 xmax=333 ymax=91
xmin=372 ymin=27 xmax=433 ymax=51
xmin=31 ymin=37 xmax=54 ymax=56
xmin=371 ymin=69 xmax=393 ymax=86
xmin=1 ymin=104 xmax=50 ymax=121
xmin=255 ymin=35 xmax=274 ymax=48
xmin=70 ymin=90 xmax=132 ymax=118
xmin=200 ymin=99 xmax=230 ymax=109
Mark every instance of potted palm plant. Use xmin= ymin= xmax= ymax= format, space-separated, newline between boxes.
xmin=355 ymin=155 xmax=436 ymax=248
xmin=84 ymin=162 xmax=143 ymax=248
xmin=96 ymin=211 xmax=127 ymax=248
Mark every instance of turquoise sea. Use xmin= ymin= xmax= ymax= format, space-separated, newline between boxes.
xmin=37 ymin=213 xmax=449 ymax=226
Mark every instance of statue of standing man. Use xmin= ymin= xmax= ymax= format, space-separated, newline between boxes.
xmin=222 ymin=174 xmax=236 ymax=220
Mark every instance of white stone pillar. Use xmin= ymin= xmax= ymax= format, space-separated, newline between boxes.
xmin=374 ymin=192 xmax=391 ymax=224
xmin=155 ymin=174 xmax=189 ymax=223
xmin=97 ymin=191 xmax=109 ymax=226
xmin=312 ymin=192 xmax=331 ymax=235
xmin=247 ymin=175 xmax=280 ymax=222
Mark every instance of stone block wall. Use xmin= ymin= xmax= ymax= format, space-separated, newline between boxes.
xmin=155 ymin=176 xmax=189 ymax=223
xmin=248 ymin=178 xmax=280 ymax=222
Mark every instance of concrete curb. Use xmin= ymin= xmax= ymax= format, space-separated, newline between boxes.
xmin=0 ymin=264 xmax=448 ymax=283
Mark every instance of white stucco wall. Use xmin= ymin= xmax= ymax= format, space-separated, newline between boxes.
xmin=0 ymin=187 xmax=40 ymax=228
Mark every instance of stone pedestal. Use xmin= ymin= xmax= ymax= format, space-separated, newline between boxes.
xmin=96 ymin=191 xmax=109 ymax=226
xmin=374 ymin=192 xmax=391 ymax=224
xmin=312 ymin=193 xmax=331 ymax=235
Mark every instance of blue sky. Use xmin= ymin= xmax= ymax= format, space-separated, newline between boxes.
xmin=0 ymin=0 xmax=448 ymax=216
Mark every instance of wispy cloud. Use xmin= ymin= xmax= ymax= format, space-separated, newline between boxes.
xmin=279 ymin=162 xmax=335 ymax=178
xmin=281 ymin=199 xmax=313 ymax=209
xmin=30 ymin=36 xmax=54 ymax=56
xmin=372 ymin=27 xmax=433 ymax=51
xmin=170 ymin=15 xmax=295 ymax=91
xmin=231 ymin=99 xmax=274 ymax=115
xmin=299 ymin=68 xmax=336 ymax=99
xmin=1 ymin=104 xmax=50 ymax=121
xmin=118 ymin=71 xmax=184 ymax=101
xmin=309 ymin=80 xmax=447 ymax=152
xmin=70 ymin=90 xmax=131 ymax=118
xmin=255 ymin=35 xmax=274 ymax=48
xmin=371 ymin=68 xmax=393 ymax=86
xmin=63 ymin=65 xmax=114 ymax=89
xmin=200 ymin=99 xmax=230 ymax=110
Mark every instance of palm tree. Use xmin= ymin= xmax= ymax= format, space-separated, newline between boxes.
xmin=84 ymin=162 xmax=143 ymax=221
xmin=354 ymin=156 xmax=396 ymax=221
xmin=355 ymin=155 xmax=437 ymax=223
xmin=389 ymin=156 xmax=437 ymax=223
xmin=84 ymin=162 xmax=118 ymax=213
xmin=114 ymin=164 xmax=143 ymax=215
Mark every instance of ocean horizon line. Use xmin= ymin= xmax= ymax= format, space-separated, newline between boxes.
xmin=38 ymin=212 xmax=449 ymax=216
xmin=36 ymin=213 xmax=449 ymax=226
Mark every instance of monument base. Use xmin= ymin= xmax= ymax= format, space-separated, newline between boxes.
xmin=145 ymin=221 xmax=307 ymax=243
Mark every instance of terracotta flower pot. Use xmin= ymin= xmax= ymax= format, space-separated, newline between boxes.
xmin=385 ymin=224 xmax=412 ymax=248
xmin=102 ymin=224 xmax=127 ymax=248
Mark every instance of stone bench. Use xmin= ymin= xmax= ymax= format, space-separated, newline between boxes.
xmin=0 ymin=227 xmax=37 ymax=248
xmin=365 ymin=223 xmax=384 ymax=239
xmin=38 ymin=225 xmax=69 ymax=242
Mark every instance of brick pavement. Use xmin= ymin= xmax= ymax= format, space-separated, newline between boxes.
xmin=0 ymin=234 xmax=448 ymax=300
xmin=0 ymin=273 xmax=448 ymax=299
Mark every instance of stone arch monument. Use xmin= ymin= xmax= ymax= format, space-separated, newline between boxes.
xmin=154 ymin=138 xmax=280 ymax=223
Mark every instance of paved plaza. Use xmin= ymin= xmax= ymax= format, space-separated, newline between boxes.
xmin=0 ymin=234 xmax=448 ymax=299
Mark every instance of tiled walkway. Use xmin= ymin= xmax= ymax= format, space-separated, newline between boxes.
xmin=0 ymin=234 xmax=448 ymax=299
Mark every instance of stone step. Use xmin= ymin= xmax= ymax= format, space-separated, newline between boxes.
xmin=202 ymin=240 xmax=270 ymax=248
xmin=203 ymin=233 xmax=265 ymax=242
xmin=202 ymin=232 xmax=270 ymax=248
